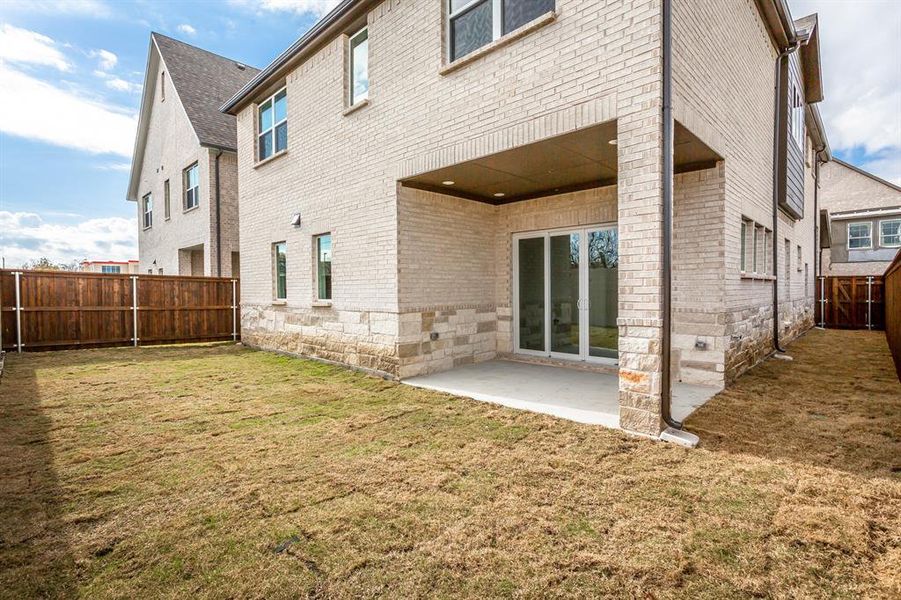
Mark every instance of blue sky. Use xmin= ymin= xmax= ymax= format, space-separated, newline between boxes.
xmin=0 ymin=0 xmax=899 ymax=267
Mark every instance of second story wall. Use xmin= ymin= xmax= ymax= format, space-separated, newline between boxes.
xmin=236 ymin=0 xmax=663 ymax=312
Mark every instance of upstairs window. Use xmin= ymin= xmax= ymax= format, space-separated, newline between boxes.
xmin=142 ymin=193 xmax=153 ymax=229
xmin=880 ymin=219 xmax=901 ymax=247
xmin=789 ymin=79 xmax=805 ymax=149
xmin=183 ymin=162 xmax=199 ymax=211
xmin=848 ymin=222 xmax=872 ymax=250
xmin=101 ymin=265 xmax=121 ymax=274
xmin=258 ymin=88 xmax=287 ymax=161
xmin=349 ymin=27 xmax=369 ymax=105
xmin=161 ymin=71 xmax=166 ymax=102
xmin=164 ymin=179 xmax=171 ymax=220
xmin=448 ymin=0 xmax=555 ymax=62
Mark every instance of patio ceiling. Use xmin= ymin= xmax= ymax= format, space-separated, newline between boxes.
xmin=401 ymin=120 xmax=722 ymax=205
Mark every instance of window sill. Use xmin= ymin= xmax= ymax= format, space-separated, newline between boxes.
xmin=311 ymin=300 xmax=332 ymax=308
xmin=740 ymin=273 xmax=775 ymax=281
xmin=143 ymin=226 xmax=152 ymax=231
xmin=440 ymin=11 xmax=557 ymax=76
xmin=271 ymin=299 xmax=287 ymax=306
xmin=343 ymin=98 xmax=369 ymax=116
xmin=254 ymin=149 xmax=288 ymax=169
xmin=183 ymin=205 xmax=199 ymax=214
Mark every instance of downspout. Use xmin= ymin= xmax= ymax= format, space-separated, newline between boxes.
xmin=770 ymin=43 xmax=800 ymax=354
xmin=659 ymin=0 xmax=690 ymax=441
xmin=214 ymin=150 xmax=223 ymax=277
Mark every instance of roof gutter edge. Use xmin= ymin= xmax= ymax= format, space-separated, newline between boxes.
xmin=220 ymin=0 xmax=361 ymax=114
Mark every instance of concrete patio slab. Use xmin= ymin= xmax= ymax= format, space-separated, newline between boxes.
xmin=403 ymin=360 xmax=720 ymax=429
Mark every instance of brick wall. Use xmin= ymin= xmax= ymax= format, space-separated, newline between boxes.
xmin=135 ymin=53 xmax=240 ymax=277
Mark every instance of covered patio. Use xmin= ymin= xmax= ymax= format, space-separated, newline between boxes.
xmin=403 ymin=359 xmax=720 ymax=429
xmin=396 ymin=116 xmax=724 ymax=431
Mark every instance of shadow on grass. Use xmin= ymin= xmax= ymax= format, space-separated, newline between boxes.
xmin=0 ymin=353 xmax=78 ymax=597
xmin=686 ymin=329 xmax=901 ymax=480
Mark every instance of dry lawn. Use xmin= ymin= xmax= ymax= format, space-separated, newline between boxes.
xmin=0 ymin=329 xmax=899 ymax=599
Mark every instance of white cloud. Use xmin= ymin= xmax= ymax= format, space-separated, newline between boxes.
xmin=177 ymin=23 xmax=197 ymax=36
xmin=90 ymin=48 xmax=118 ymax=71
xmin=0 ymin=24 xmax=72 ymax=71
xmin=94 ymin=162 xmax=131 ymax=172
xmin=104 ymin=77 xmax=142 ymax=94
xmin=0 ymin=211 xmax=137 ymax=268
xmin=0 ymin=0 xmax=112 ymax=18
xmin=0 ymin=64 xmax=136 ymax=156
xmin=228 ymin=0 xmax=341 ymax=18
xmin=789 ymin=0 xmax=901 ymax=182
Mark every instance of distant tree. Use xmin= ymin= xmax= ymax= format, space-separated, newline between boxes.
xmin=21 ymin=257 xmax=82 ymax=271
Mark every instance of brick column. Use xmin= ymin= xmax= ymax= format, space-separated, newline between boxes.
xmin=616 ymin=23 xmax=665 ymax=436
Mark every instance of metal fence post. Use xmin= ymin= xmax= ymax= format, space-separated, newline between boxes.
xmin=867 ymin=276 xmax=873 ymax=330
xmin=14 ymin=271 xmax=22 ymax=353
xmin=817 ymin=276 xmax=826 ymax=328
xmin=132 ymin=276 xmax=139 ymax=346
xmin=231 ymin=279 xmax=237 ymax=341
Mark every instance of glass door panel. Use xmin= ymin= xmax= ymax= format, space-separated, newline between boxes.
xmin=517 ymin=237 xmax=545 ymax=352
xmin=550 ymin=232 xmax=580 ymax=356
xmin=586 ymin=228 xmax=618 ymax=359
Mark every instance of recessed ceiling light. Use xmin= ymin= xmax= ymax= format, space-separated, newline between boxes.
xmin=608 ymin=139 xmax=618 ymax=145
xmin=494 ymin=192 xmax=505 ymax=197
xmin=442 ymin=180 xmax=455 ymax=185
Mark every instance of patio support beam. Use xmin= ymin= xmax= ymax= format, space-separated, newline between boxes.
xmin=615 ymin=4 xmax=666 ymax=437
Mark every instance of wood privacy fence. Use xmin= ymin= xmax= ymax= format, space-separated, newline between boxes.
xmin=884 ymin=250 xmax=901 ymax=380
xmin=816 ymin=275 xmax=885 ymax=330
xmin=0 ymin=270 xmax=239 ymax=352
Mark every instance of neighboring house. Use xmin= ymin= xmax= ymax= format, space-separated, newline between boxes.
xmin=126 ymin=33 xmax=259 ymax=278
xmin=221 ymin=0 xmax=829 ymax=437
xmin=80 ymin=260 xmax=140 ymax=274
xmin=819 ymin=159 xmax=901 ymax=277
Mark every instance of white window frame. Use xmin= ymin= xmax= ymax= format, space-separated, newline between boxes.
xmin=101 ymin=265 xmax=121 ymax=274
xmin=183 ymin=162 xmax=199 ymax=211
xmin=446 ymin=0 xmax=553 ymax=62
xmin=257 ymin=86 xmax=287 ymax=161
xmin=847 ymin=222 xmax=872 ymax=250
xmin=879 ymin=218 xmax=901 ymax=248
xmin=142 ymin=193 xmax=152 ymax=230
xmin=348 ymin=26 xmax=369 ymax=106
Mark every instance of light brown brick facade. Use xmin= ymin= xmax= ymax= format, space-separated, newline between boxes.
xmin=234 ymin=0 xmax=824 ymax=436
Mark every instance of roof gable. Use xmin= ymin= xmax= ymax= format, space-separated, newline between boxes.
xmin=127 ymin=34 xmax=258 ymax=201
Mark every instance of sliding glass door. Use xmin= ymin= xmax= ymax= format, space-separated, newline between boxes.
xmin=514 ymin=225 xmax=618 ymax=363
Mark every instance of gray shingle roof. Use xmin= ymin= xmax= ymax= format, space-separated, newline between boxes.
xmin=152 ymin=33 xmax=259 ymax=151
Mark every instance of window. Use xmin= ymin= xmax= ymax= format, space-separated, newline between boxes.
xmin=315 ymin=234 xmax=332 ymax=301
xmin=258 ymin=88 xmax=287 ymax=161
xmin=142 ymin=193 xmax=152 ymax=229
xmin=447 ymin=0 xmax=555 ymax=62
xmin=101 ymin=265 xmax=121 ymax=274
xmin=796 ymin=244 xmax=802 ymax=272
xmin=880 ymin=219 xmax=901 ymax=247
xmin=765 ymin=229 xmax=773 ymax=275
xmin=784 ymin=239 xmax=791 ymax=283
xmin=183 ymin=163 xmax=199 ymax=211
xmin=848 ymin=222 xmax=872 ymax=250
xmin=160 ymin=71 xmax=166 ymax=101
xmin=348 ymin=27 xmax=369 ymax=105
xmin=752 ymin=225 xmax=760 ymax=273
xmin=789 ymin=79 xmax=805 ymax=149
xmin=164 ymin=179 xmax=171 ymax=220
xmin=158 ymin=268 xmax=164 ymax=275
xmin=273 ymin=242 xmax=287 ymax=300
xmin=740 ymin=219 xmax=749 ymax=272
